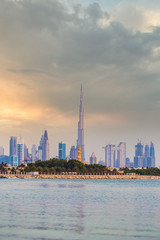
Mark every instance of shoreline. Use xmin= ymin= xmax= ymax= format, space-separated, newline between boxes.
xmin=0 ymin=174 xmax=160 ymax=179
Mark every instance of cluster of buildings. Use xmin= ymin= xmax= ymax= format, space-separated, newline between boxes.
xmin=102 ymin=141 xmax=156 ymax=169
xmin=103 ymin=142 xmax=126 ymax=168
xmin=0 ymin=86 xmax=85 ymax=167
xmin=134 ymin=142 xmax=155 ymax=168
xmin=0 ymin=87 xmax=157 ymax=168
xmin=0 ymin=131 xmax=50 ymax=167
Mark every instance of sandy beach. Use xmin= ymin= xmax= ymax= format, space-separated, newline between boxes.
xmin=1 ymin=174 xmax=160 ymax=179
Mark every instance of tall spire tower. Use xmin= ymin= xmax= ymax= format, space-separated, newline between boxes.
xmin=77 ymin=85 xmax=85 ymax=161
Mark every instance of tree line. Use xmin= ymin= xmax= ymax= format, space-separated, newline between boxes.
xmin=24 ymin=159 xmax=160 ymax=175
xmin=121 ymin=167 xmax=160 ymax=176
xmin=1 ymin=159 xmax=160 ymax=175
xmin=24 ymin=158 xmax=110 ymax=174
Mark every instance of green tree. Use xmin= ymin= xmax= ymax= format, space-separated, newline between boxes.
xmin=37 ymin=166 xmax=43 ymax=174
xmin=43 ymin=167 xmax=50 ymax=173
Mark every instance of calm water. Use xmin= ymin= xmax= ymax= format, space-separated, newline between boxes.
xmin=0 ymin=179 xmax=160 ymax=240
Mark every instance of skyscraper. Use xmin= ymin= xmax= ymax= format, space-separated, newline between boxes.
xmin=134 ymin=142 xmax=145 ymax=168
xmin=135 ymin=142 xmax=143 ymax=157
xmin=9 ymin=136 xmax=18 ymax=166
xmin=77 ymin=85 xmax=85 ymax=162
xmin=31 ymin=144 xmax=37 ymax=163
xmin=9 ymin=136 xmax=17 ymax=157
xmin=144 ymin=144 xmax=151 ymax=167
xmin=17 ymin=137 xmax=24 ymax=165
xmin=70 ymin=146 xmax=76 ymax=159
xmin=134 ymin=141 xmax=156 ymax=168
xmin=150 ymin=142 xmax=155 ymax=167
xmin=103 ymin=144 xmax=116 ymax=167
xmin=24 ymin=144 xmax=29 ymax=162
xmin=58 ymin=142 xmax=66 ymax=159
xmin=125 ymin=157 xmax=130 ymax=168
xmin=38 ymin=146 xmax=42 ymax=160
xmin=90 ymin=152 xmax=97 ymax=165
xmin=39 ymin=130 xmax=49 ymax=161
xmin=117 ymin=142 xmax=126 ymax=168
xmin=144 ymin=144 xmax=150 ymax=159
xmin=103 ymin=142 xmax=126 ymax=168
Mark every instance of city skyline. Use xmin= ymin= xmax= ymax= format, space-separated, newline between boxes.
xmin=0 ymin=128 xmax=158 ymax=168
xmin=1 ymin=1 xmax=160 ymax=240
xmin=1 ymin=0 xmax=160 ymax=164
xmin=0 ymin=84 xmax=159 ymax=165
xmin=0 ymin=86 xmax=159 ymax=166
xmin=1 ymin=82 xmax=159 ymax=165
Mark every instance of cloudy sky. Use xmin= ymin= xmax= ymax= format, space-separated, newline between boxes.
xmin=1 ymin=0 xmax=160 ymax=164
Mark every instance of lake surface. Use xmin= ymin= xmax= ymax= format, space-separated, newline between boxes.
xmin=0 ymin=179 xmax=160 ymax=240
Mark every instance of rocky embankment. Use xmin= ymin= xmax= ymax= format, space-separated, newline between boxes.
xmin=0 ymin=174 xmax=160 ymax=179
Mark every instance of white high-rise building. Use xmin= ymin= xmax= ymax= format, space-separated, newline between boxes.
xmin=9 ymin=136 xmax=17 ymax=157
xmin=103 ymin=142 xmax=126 ymax=168
xmin=17 ymin=137 xmax=24 ymax=165
xmin=103 ymin=145 xmax=117 ymax=167
xmin=31 ymin=144 xmax=37 ymax=163
xmin=117 ymin=142 xmax=126 ymax=168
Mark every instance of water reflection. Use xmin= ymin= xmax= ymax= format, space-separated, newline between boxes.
xmin=58 ymin=184 xmax=85 ymax=188
xmin=0 ymin=179 xmax=160 ymax=240
xmin=75 ymin=204 xmax=85 ymax=234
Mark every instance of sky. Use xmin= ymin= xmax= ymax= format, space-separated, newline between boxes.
xmin=1 ymin=0 xmax=160 ymax=165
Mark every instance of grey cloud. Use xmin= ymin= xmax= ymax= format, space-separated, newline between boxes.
xmin=1 ymin=0 xmax=160 ymax=126
xmin=8 ymin=68 xmax=49 ymax=75
xmin=85 ymin=3 xmax=109 ymax=21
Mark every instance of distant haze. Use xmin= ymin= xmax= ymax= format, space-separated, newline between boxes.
xmin=1 ymin=0 xmax=160 ymax=165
